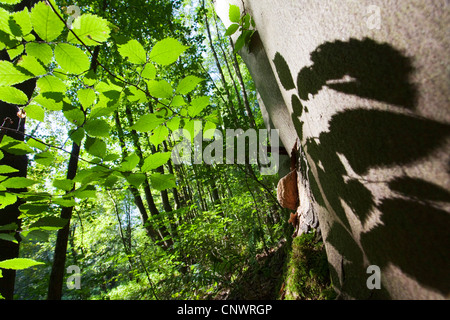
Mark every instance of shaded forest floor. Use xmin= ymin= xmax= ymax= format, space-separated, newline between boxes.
xmin=211 ymin=231 xmax=337 ymax=300
xmin=213 ymin=239 xmax=288 ymax=300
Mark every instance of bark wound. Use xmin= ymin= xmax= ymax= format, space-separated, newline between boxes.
xmin=277 ymin=140 xmax=299 ymax=212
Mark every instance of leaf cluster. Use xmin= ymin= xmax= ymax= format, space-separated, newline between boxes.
xmin=224 ymin=4 xmax=256 ymax=53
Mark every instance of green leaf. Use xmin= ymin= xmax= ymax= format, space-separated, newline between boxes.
xmin=149 ymin=125 xmax=169 ymax=146
xmin=203 ymin=121 xmax=217 ymax=140
xmin=24 ymin=104 xmax=45 ymax=122
xmin=229 ymin=4 xmax=241 ymax=23
xmin=84 ymin=119 xmax=110 ymax=137
xmin=234 ymin=33 xmax=246 ymax=53
xmin=224 ymin=23 xmax=239 ymax=36
xmin=17 ymin=55 xmax=47 ymax=77
xmin=150 ymin=173 xmax=176 ymax=191
xmin=7 ymin=44 xmax=24 ymax=60
xmin=141 ymin=63 xmax=156 ymax=80
xmin=0 ymin=60 xmax=32 ymax=86
xmin=53 ymin=179 xmax=75 ymax=191
xmin=34 ymin=151 xmax=55 ymax=166
xmin=127 ymin=86 xmax=147 ymax=103
xmin=170 ymin=96 xmax=186 ymax=107
xmin=149 ymin=37 xmax=188 ymax=66
xmin=63 ymin=104 xmax=85 ymax=126
xmin=1 ymin=177 xmax=37 ymax=189
xmin=19 ymin=203 xmax=49 ymax=216
xmin=142 ymin=152 xmax=171 ymax=172
xmin=242 ymin=13 xmax=251 ymax=29
xmin=30 ymin=1 xmax=64 ymax=42
xmin=21 ymin=230 xmax=49 ymax=242
xmin=69 ymin=128 xmax=85 ymax=146
xmin=0 ymin=233 xmax=17 ymax=243
xmin=118 ymin=39 xmax=147 ymax=64
xmin=25 ymin=42 xmax=53 ymax=65
xmin=176 ymin=75 xmax=203 ymax=95
xmin=0 ymin=0 xmax=22 ymax=5
xmin=36 ymin=75 xmax=66 ymax=93
xmin=52 ymin=197 xmax=76 ymax=207
xmin=147 ymin=79 xmax=172 ymax=99
xmin=0 ymin=258 xmax=44 ymax=270
xmin=72 ymin=185 xmax=97 ymax=199
xmin=27 ymin=138 xmax=47 ymax=151
xmin=85 ymin=136 xmax=106 ymax=158
xmin=166 ymin=116 xmax=181 ymax=132
xmin=12 ymin=7 xmax=32 ymax=37
xmin=131 ymin=114 xmax=165 ymax=132
xmin=119 ymin=153 xmax=140 ymax=172
xmin=0 ymin=165 xmax=19 ymax=174
xmin=67 ymin=13 xmax=110 ymax=46
xmin=54 ymin=43 xmax=90 ymax=74
xmin=30 ymin=217 xmax=68 ymax=231
xmin=0 ymin=192 xmax=17 ymax=209
xmin=77 ymin=88 xmax=96 ymax=108
xmin=125 ymin=173 xmax=146 ymax=188
xmin=0 ymin=86 xmax=28 ymax=105
xmin=34 ymin=95 xmax=62 ymax=111
xmin=188 ymin=96 xmax=210 ymax=117
xmin=0 ymin=136 xmax=33 ymax=155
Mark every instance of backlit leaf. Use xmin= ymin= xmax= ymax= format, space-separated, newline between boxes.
xmin=24 ymin=104 xmax=45 ymax=122
xmin=53 ymin=179 xmax=75 ymax=191
xmin=68 ymin=13 xmax=110 ymax=46
xmin=0 ymin=86 xmax=28 ymax=104
xmin=25 ymin=42 xmax=53 ymax=65
xmin=0 ymin=165 xmax=19 ymax=174
xmin=229 ymin=4 xmax=241 ymax=23
xmin=85 ymin=136 xmax=106 ymax=158
xmin=84 ymin=119 xmax=110 ymax=137
xmin=149 ymin=125 xmax=169 ymax=146
xmin=0 ymin=60 xmax=32 ymax=86
xmin=30 ymin=1 xmax=64 ymax=42
xmin=54 ymin=43 xmax=90 ymax=74
xmin=1 ymin=177 xmax=37 ymax=189
xmin=147 ymin=79 xmax=172 ymax=99
xmin=150 ymin=173 xmax=176 ymax=191
xmin=142 ymin=152 xmax=171 ymax=172
xmin=188 ymin=96 xmax=210 ymax=117
xmin=176 ymin=75 xmax=203 ymax=95
xmin=118 ymin=39 xmax=147 ymax=64
xmin=0 ymin=258 xmax=44 ymax=270
xmin=149 ymin=37 xmax=188 ymax=66
xmin=131 ymin=114 xmax=165 ymax=132
xmin=0 ymin=192 xmax=17 ymax=209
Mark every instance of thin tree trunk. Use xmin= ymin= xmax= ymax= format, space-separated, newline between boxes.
xmin=163 ymin=140 xmax=181 ymax=210
xmin=124 ymin=104 xmax=172 ymax=248
xmin=203 ymin=2 xmax=238 ymax=123
xmin=230 ymin=39 xmax=256 ymax=129
xmin=212 ymin=14 xmax=246 ymax=120
xmin=47 ymin=141 xmax=80 ymax=300
xmin=114 ymin=111 xmax=161 ymax=243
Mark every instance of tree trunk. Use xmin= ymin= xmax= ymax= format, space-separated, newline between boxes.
xmin=0 ymin=0 xmax=39 ymax=300
xmin=47 ymin=45 xmax=102 ymax=300
xmin=47 ymin=141 xmax=80 ymax=300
